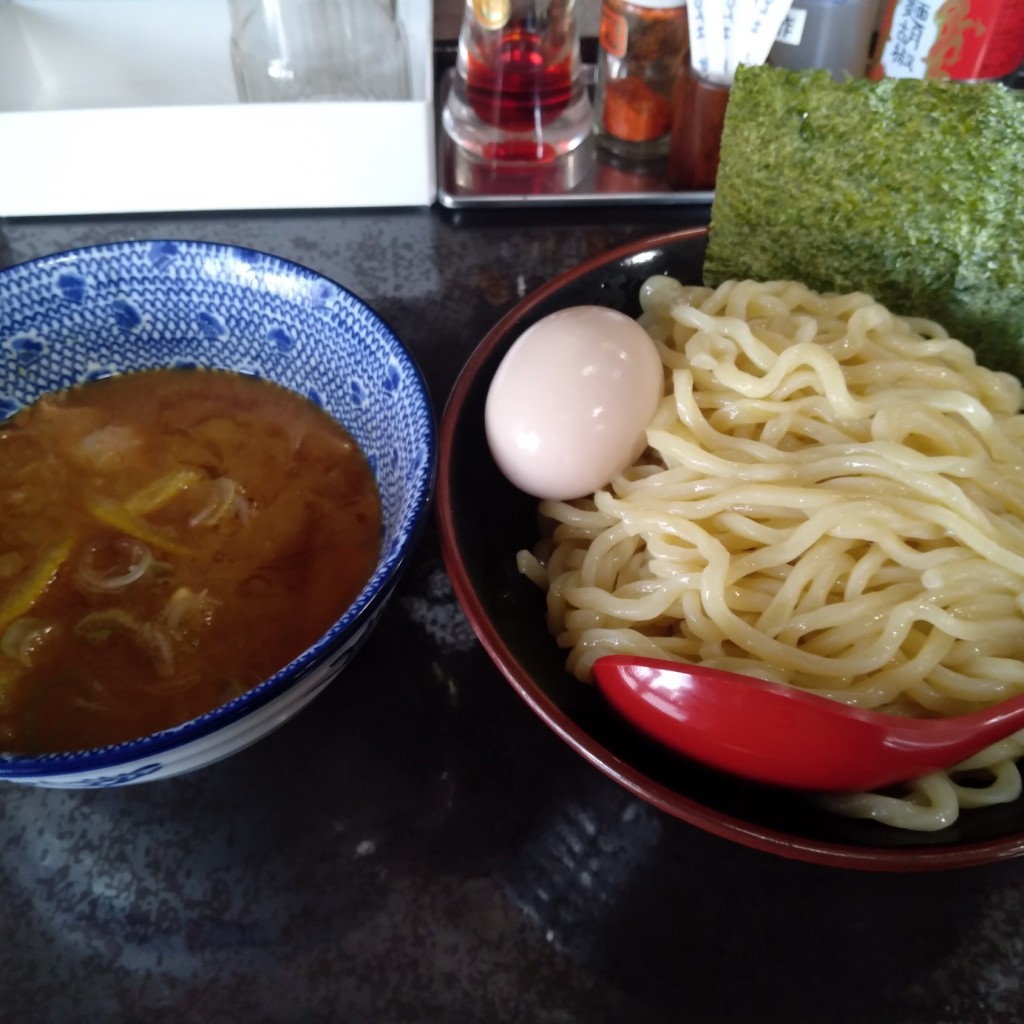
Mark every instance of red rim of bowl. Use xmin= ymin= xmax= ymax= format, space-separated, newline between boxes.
xmin=437 ymin=226 xmax=1024 ymax=872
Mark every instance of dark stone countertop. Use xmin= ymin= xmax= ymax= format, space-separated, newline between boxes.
xmin=2 ymin=203 xmax=1024 ymax=1024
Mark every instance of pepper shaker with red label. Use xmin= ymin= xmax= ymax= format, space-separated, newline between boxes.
xmin=870 ymin=0 xmax=1024 ymax=82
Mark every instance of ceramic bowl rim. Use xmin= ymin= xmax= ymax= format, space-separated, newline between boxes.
xmin=0 ymin=238 xmax=437 ymax=778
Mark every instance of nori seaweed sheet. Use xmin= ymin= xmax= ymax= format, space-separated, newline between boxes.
xmin=704 ymin=66 xmax=1024 ymax=379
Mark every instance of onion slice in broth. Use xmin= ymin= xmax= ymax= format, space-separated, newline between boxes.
xmin=1 ymin=617 xmax=55 ymax=668
xmin=75 ymin=537 xmax=153 ymax=592
xmin=74 ymin=608 xmax=175 ymax=677
xmin=189 ymin=477 xmax=240 ymax=527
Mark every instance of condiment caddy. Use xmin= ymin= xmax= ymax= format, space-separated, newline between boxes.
xmin=435 ymin=64 xmax=714 ymax=209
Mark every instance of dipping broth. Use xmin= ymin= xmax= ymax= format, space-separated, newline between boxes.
xmin=0 ymin=369 xmax=382 ymax=753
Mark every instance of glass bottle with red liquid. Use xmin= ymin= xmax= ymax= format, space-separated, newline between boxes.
xmin=442 ymin=0 xmax=592 ymax=164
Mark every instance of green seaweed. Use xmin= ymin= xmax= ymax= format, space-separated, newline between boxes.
xmin=704 ymin=66 xmax=1024 ymax=378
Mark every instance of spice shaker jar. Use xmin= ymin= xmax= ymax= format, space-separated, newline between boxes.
xmin=593 ymin=0 xmax=688 ymax=160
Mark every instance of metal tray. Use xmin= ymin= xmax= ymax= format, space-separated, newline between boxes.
xmin=434 ymin=68 xmax=714 ymax=209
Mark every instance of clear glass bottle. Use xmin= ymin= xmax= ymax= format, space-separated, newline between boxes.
xmin=442 ymin=0 xmax=592 ymax=164
xmin=593 ymin=0 xmax=688 ymax=161
xmin=228 ymin=0 xmax=411 ymax=102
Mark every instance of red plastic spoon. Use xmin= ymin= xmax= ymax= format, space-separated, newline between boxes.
xmin=592 ymin=655 xmax=1024 ymax=792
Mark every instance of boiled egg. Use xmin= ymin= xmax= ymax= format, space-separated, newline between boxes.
xmin=485 ymin=305 xmax=664 ymax=501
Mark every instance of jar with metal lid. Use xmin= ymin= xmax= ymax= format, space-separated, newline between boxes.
xmin=593 ymin=0 xmax=688 ymax=161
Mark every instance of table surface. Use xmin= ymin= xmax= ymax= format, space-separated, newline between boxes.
xmin=3 ymin=197 xmax=1024 ymax=1024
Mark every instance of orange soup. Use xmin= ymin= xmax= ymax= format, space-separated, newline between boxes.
xmin=0 ymin=369 xmax=382 ymax=753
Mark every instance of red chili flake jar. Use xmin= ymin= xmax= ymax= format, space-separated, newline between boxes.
xmin=870 ymin=0 xmax=1024 ymax=81
xmin=593 ymin=0 xmax=689 ymax=160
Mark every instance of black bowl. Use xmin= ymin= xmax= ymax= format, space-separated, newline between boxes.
xmin=438 ymin=226 xmax=1024 ymax=870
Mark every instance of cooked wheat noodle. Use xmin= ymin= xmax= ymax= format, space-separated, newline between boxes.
xmin=518 ymin=277 xmax=1024 ymax=832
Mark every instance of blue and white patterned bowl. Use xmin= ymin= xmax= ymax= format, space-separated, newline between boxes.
xmin=0 ymin=239 xmax=436 ymax=788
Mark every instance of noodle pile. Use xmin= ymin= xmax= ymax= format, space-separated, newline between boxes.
xmin=517 ymin=278 xmax=1024 ymax=832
